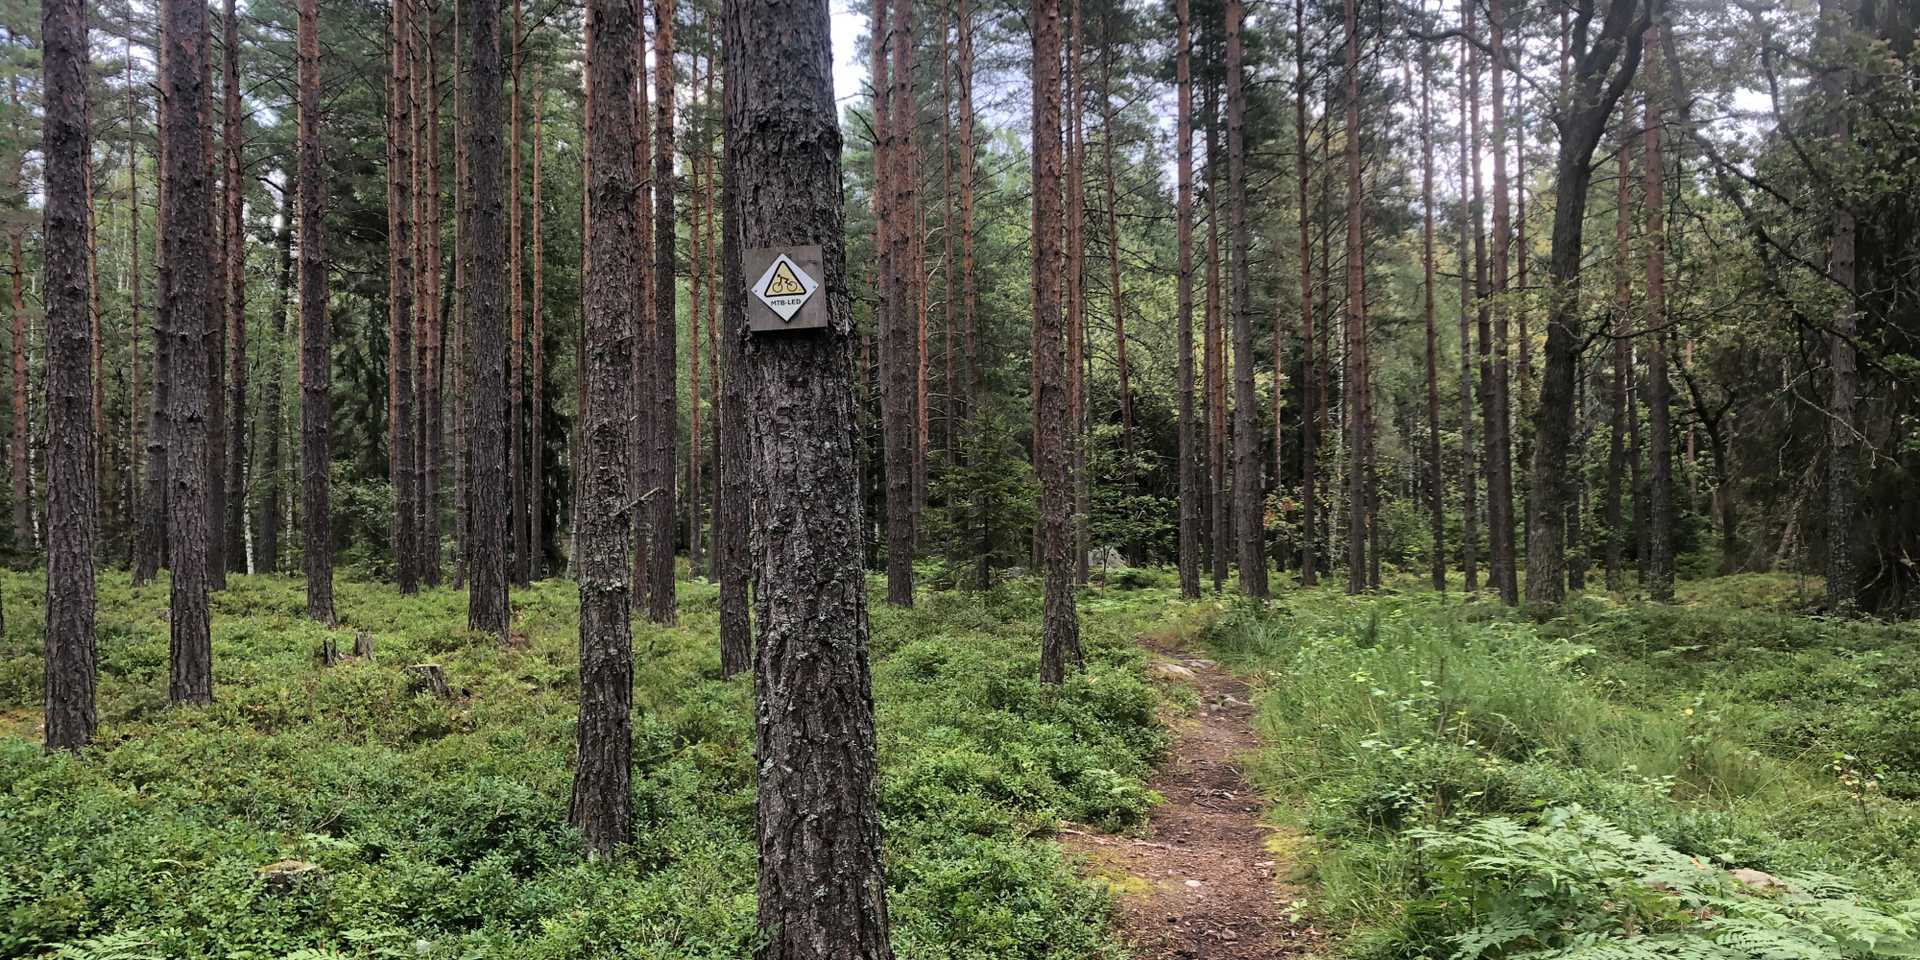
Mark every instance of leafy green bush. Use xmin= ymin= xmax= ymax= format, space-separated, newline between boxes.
xmin=0 ymin=571 xmax=1167 ymax=959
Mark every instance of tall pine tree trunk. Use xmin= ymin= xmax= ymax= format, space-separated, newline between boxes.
xmin=222 ymin=0 xmax=247 ymax=574
xmin=1342 ymin=0 xmax=1366 ymax=593
xmin=1456 ymin=26 xmax=1478 ymax=593
xmin=715 ymin=46 xmax=750 ymax=678
xmin=298 ymin=0 xmax=334 ymax=622
xmin=722 ymin=0 xmax=896 ymax=942
xmin=529 ymin=60 xmax=545 ymax=579
xmin=1225 ymin=0 xmax=1265 ymax=598
xmin=389 ymin=0 xmax=420 ymax=594
xmin=162 ymin=0 xmax=215 ymax=702
xmin=1174 ymin=0 xmax=1200 ymax=599
xmin=508 ymin=0 xmax=528 ymax=586
xmin=569 ymin=0 xmax=637 ymax=857
xmin=464 ymin=0 xmax=511 ymax=637
xmin=881 ymin=0 xmax=916 ymax=607
xmin=43 ymin=0 xmax=97 ymax=750
xmin=1643 ymin=26 xmax=1675 ymax=602
xmin=1295 ymin=0 xmax=1317 ymax=587
xmin=1035 ymin=0 xmax=1081 ymax=682
xmin=257 ymin=187 xmax=293 ymax=573
xmin=1485 ymin=0 xmax=1516 ymax=604
xmin=648 ymin=0 xmax=678 ymax=623
xmin=1421 ymin=38 xmax=1445 ymax=592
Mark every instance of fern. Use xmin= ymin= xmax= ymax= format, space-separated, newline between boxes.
xmin=50 ymin=931 xmax=165 ymax=960
xmin=1414 ymin=807 xmax=1920 ymax=960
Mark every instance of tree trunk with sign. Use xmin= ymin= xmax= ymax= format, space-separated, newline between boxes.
xmin=721 ymin=0 xmax=895 ymax=947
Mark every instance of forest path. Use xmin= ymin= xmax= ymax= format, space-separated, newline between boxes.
xmin=1063 ymin=630 xmax=1324 ymax=959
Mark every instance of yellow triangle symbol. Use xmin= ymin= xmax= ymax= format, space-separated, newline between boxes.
xmin=764 ymin=260 xmax=807 ymax=297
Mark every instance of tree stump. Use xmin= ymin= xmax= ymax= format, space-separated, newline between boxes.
xmin=352 ymin=631 xmax=375 ymax=660
xmin=318 ymin=637 xmax=341 ymax=666
xmin=406 ymin=663 xmax=452 ymax=699
xmin=258 ymin=859 xmax=325 ymax=894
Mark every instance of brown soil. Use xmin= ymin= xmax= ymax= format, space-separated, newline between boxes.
xmin=1064 ymin=637 xmax=1323 ymax=959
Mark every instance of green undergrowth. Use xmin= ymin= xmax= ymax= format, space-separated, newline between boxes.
xmin=0 ymin=568 xmax=1178 ymax=960
xmin=1208 ymin=585 xmax=1920 ymax=959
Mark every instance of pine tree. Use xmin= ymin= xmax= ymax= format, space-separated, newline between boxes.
xmin=42 ymin=0 xmax=97 ymax=751
xmin=569 ymin=0 xmax=638 ymax=857
xmin=298 ymin=0 xmax=335 ymax=623
xmin=1035 ymin=0 xmax=1081 ymax=683
xmin=1225 ymin=0 xmax=1265 ymax=598
xmin=464 ymin=0 xmax=512 ymax=638
xmin=723 ymin=0 xmax=895 ymax=942
xmin=162 ymin=0 xmax=215 ymax=703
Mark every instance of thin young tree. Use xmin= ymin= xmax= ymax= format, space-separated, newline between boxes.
xmin=1643 ymin=23 xmax=1674 ymax=602
xmin=1295 ymin=0 xmax=1317 ymax=587
xmin=1420 ymin=31 xmax=1445 ymax=591
xmin=465 ymin=0 xmax=511 ymax=638
xmin=1342 ymin=0 xmax=1367 ymax=594
xmin=1604 ymin=135 xmax=1631 ymax=592
xmin=529 ymin=59 xmax=545 ymax=580
xmin=722 ymin=0 xmax=895 ymax=944
xmin=569 ymin=0 xmax=638 ymax=858
xmin=1035 ymin=0 xmax=1082 ymax=682
xmin=1820 ymin=0 xmax=1858 ymax=613
xmin=1225 ymin=0 xmax=1266 ymax=598
xmin=1174 ymin=0 xmax=1200 ymax=599
xmin=42 ymin=0 xmax=97 ymax=751
xmin=298 ymin=0 xmax=335 ymax=624
xmin=1484 ymin=0 xmax=1516 ymax=604
xmin=162 ymin=0 xmax=215 ymax=703
xmin=256 ymin=185 xmax=293 ymax=573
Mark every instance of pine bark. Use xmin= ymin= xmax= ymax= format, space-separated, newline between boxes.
xmin=43 ymin=0 xmax=97 ymax=750
xmin=298 ymin=0 xmax=334 ymax=622
xmin=1067 ymin=0 xmax=1087 ymax=585
xmin=1174 ymin=0 xmax=1200 ymax=599
xmin=686 ymin=57 xmax=706 ymax=579
xmin=1035 ymin=0 xmax=1082 ymax=682
xmin=508 ymin=0 xmax=528 ymax=586
xmin=222 ymin=0 xmax=247 ymax=575
xmin=1225 ymin=0 xmax=1265 ymax=598
xmin=162 ymin=0 xmax=215 ymax=703
xmin=648 ymin=0 xmax=678 ymax=623
xmin=389 ymin=0 xmax=421 ymax=593
xmin=881 ymin=0 xmax=917 ymax=607
xmin=722 ymin=0 xmax=895 ymax=944
xmin=569 ymin=0 xmax=637 ymax=857
xmin=715 ymin=50 xmax=750 ymax=679
xmin=464 ymin=0 xmax=512 ymax=637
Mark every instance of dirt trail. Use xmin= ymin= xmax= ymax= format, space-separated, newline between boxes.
xmin=1064 ymin=638 xmax=1321 ymax=959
